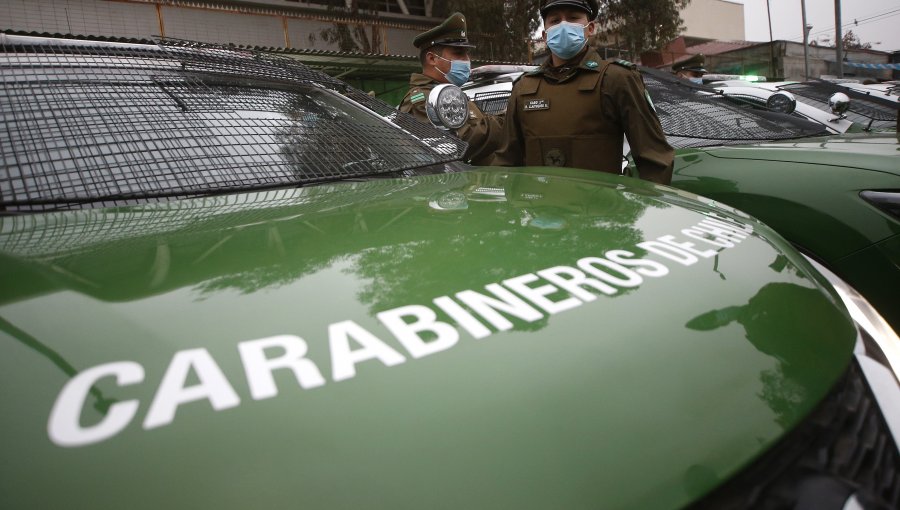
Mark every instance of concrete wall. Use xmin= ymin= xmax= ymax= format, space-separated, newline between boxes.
xmin=783 ymin=42 xmax=892 ymax=81
xmin=708 ymin=41 xmax=892 ymax=81
xmin=681 ymin=0 xmax=744 ymax=41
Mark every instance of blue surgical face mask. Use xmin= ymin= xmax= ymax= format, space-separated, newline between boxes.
xmin=432 ymin=53 xmax=471 ymax=86
xmin=689 ymin=77 xmax=703 ymax=85
xmin=546 ymin=21 xmax=588 ymax=60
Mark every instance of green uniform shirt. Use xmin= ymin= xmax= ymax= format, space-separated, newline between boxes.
xmin=399 ymin=73 xmax=504 ymax=166
xmin=491 ymin=49 xmax=674 ymax=184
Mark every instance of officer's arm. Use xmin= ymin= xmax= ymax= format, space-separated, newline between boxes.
xmin=398 ymin=89 xmax=429 ymax=123
xmin=488 ymin=89 xmax=524 ymax=167
xmin=456 ymin=101 xmax=504 ymax=166
xmin=613 ymin=70 xmax=674 ymax=184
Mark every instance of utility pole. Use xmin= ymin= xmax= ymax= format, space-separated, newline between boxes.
xmin=834 ymin=0 xmax=843 ymax=77
xmin=801 ymin=0 xmax=811 ymax=80
xmin=766 ymin=0 xmax=775 ymax=78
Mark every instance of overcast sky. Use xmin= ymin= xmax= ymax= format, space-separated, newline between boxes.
xmin=731 ymin=0 xmax=900 ymax=52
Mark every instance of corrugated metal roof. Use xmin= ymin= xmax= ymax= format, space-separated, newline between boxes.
xmin=682 ymin=40 xmax=760 ymax=57
xmin=653 ymin=39 xmax=763 ymax=69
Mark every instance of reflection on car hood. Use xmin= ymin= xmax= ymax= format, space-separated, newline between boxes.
xmin=0 ymin=168 xmax=856 ymax=509
xmin=697 ymin=133 xmax=900 ymax=174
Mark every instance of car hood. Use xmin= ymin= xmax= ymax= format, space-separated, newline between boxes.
xmin=0 ymin=168 xmax=856 ymax=510
xmin=697 ymin=133 xmax=900 ymax=174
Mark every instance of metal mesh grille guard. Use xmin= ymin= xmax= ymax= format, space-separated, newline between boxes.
xmin=0 ymin=36 xmax=466 ymax=210
xmin=638 ymin=68 xmax=829 ymax=148
xmin=473 ymin=90 xmax=513 ymax=116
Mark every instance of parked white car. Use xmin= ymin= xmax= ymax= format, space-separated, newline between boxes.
xmin=713 ymin=84 xmax=855 ymax=134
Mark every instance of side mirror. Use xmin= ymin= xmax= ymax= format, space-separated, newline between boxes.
xmin=766 ymin=91 xmax=796 ymax=114
xmin=828 ymin=92 xmax=851 ymax=115
xmin=426 ymin=84 xmax=469 ymax=130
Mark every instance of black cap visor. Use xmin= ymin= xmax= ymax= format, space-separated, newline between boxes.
xmin=540 ymin=0 xmax=597 ymax=19
xmin=433 ymin=38 xmax=476 ymax=49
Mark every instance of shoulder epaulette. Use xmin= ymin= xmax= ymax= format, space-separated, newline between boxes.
xmin=409 ymin=90 xmax=426 ymax=104
xmin=612 ymin=59 xmax=637 ymax=70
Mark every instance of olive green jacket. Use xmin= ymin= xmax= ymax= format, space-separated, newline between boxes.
xmin=491 ymin=49 xmax=674 ymax=184
xmin=399 ymin=73 xmax=504 ymax=166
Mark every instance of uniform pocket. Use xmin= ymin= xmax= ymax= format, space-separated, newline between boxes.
xmin=524 ymin=136 xmax=571 ymax=167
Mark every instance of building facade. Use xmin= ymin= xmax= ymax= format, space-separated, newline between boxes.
xmin=0 ymin=0 xmax=489 ymax=103
xmin=680 ymin=0 xmax=745 ymax=41
xmin=709 ymin=40 xmax=894 ymax=82
xmin=0 ymin=0 xmax=447 ymax=55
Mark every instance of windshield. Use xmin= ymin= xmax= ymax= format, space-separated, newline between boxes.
xmin=0 ymin=38 xmax=467 ymax=212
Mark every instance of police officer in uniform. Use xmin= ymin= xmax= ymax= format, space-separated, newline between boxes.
xmin=491 ymin=0 xmax=674 ymax=184
xmin=398 ymin=12 xmax=502 ymax=166
xmin=673 ymin=54 xmax=707 ymax=84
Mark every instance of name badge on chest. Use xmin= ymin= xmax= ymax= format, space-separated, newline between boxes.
xmin=523 ymin=98 xmax=550 ymax=111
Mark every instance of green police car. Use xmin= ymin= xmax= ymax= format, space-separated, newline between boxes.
xmin=1 ymin=36 xmax=899 ymax=509
xmin=670 ymin=133 xmax=900 ymax=332
xmin=635 ymin=70 xmax=900 ymax=332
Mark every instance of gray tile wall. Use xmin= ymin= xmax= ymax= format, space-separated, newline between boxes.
xmin=384 ymin=26 xmax=418 ymax=56
xmin=1 ymin=0 xmax=422 ymax=54
xmin=161 ymin=6 xmax=284 ymax=47
xmin=1 ymin=0 xmax=158 ymax=38
xmin=286 ymin=17 xmax=341 ymax=52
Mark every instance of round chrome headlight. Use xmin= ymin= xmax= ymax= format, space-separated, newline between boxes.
xmin=828 ymin=92 xmax=851 ymax=115
xmin=426 ymin=84 xmax=469 ymax=131
xmin=428 ymin=190 xmax=468 ymax=211
xmin=766 ymin=91 xmax=797 ymax=114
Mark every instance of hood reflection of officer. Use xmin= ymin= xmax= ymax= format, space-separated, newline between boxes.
xmin=672 ymin=54 xmax=707 ymax=85
xmin=398 ymin=13 xmax=503 ymax=166
xmin=490 ymin=0 xmax=674 ymax=184
xmin=686 ymin=282 xmax=855 ymax=424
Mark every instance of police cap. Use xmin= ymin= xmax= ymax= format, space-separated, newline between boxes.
xmin=413 ymin=12 xmax=475 ymax=49
xmin=539 ymin=0 xmax=599 ymax=20
xmin=673 ymin=54 xmax=707 ymax=74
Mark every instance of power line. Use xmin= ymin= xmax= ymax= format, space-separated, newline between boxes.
xmin=804 ymin=9 xmax=899 ymax=38
xmin=783 ymin=9 xmax=900 ymax=43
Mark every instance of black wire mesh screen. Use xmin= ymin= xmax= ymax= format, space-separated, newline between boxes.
xmin=473 ymin=90 xmax=512 ymax=116
xmin=0 ymin=36 xmax=467 ymax=210
xmin=779 ymin=80 xmax=898 ymax=122
xmin=639 ymin=68 xmax=829 ymax=148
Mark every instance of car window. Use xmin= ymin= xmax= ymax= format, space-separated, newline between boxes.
xmin=0 ymin=39 xmax=466 ymax=212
